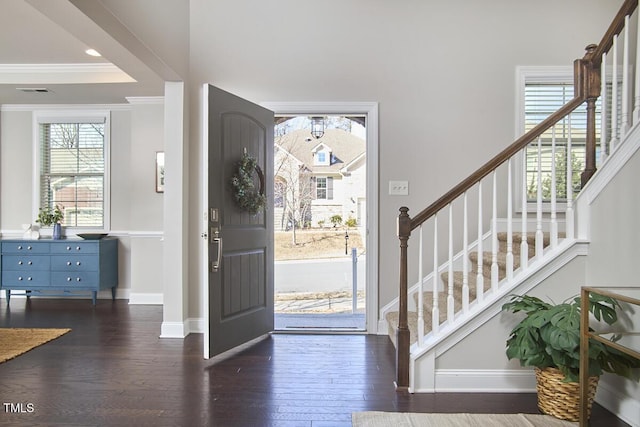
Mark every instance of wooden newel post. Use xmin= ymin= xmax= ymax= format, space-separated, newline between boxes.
xmin=578 ymin=44 xmax=601 ymax=187
xmin=396 ymin=206 xmax=411 ymax=390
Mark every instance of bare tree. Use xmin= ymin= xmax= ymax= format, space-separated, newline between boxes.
xmin=274 ymin=142 xmax=314 ymax=245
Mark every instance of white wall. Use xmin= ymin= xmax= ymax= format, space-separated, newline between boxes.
xmin=436 ymin=256 xmax=588 ymax=371
xmin=0 ymin=102 xmax=165 ymax=301
xmin=583 ymin=140 xmax=640 ymax=424
xmin=0 ymin=110 xmax=32 ymax=227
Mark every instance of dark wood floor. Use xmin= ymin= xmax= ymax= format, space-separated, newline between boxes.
xmin=0 ymin=299 xmax=628 ymax=427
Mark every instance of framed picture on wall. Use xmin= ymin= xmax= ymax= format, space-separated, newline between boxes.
xmin=156 ymin=151 xmax=165 ymax=193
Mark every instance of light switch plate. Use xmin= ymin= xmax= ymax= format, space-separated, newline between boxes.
xmin=389 ymin=180 xmax=409 ymax=195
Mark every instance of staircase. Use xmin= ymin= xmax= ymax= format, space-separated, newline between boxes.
xmin=386 ymin=0 xmax=640 ymax=395
xmin=385 ymin=231 xmax=554 ymax=347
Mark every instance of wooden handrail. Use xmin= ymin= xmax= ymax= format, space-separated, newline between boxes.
xmin=408 ymin=96 xmax=585 ymax=231
xmin=591 ymin=0 xmax=638 ymax=66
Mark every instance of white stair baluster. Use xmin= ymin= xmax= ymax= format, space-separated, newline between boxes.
xmin=611 ymin=35 xmax=619 ymax=153
xmin=462 ymin=192 xmax=469 ymax=313
xmin=520 ymin=149 xmax=529 ymax=270
xmin=447 ymin=204 xmax=454 ymax=322
xmin=491 ymin=171 xmax=499 ymax=291
xmin=417 ymin=224 xmax=424 ymax=346
xmin=476 ymin=181 xmax=484 ymax=303
xmin=622 ymin=16 xmax=630 ymax=136
xmin=432 ymin=214 xmax=439 ymax=336
xmin=536 ymin=136 xmax=544 ymax=259
xmin=601 ymin=51 xmax=608 ymax=164
xmin=566 ymin=115 xmax=575 ymax=240
xmin=506 ymin=158 xmax=513 ymax=280
xmin=550 ymin=126 xmax=558 ymax=248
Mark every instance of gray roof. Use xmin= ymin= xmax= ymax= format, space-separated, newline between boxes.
xmin=275 ymin=128 xmax=365 ymax=174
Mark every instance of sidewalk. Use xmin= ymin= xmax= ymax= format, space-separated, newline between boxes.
xmin=274 ymin=290 xmax=366 ymax=331
xmin=275 ymin=290 xmax=365 ymax=313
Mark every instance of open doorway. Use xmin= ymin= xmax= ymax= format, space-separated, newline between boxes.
xmin=273 ymin=115 xmax=367 ymax=331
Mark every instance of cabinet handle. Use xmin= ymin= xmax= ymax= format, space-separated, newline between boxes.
xmin=27 ymin=277 xmax=32 ymax=281
xmin=67 ymin=262 xmax=72 ymax=266
xmin=28 ymin=261 xmax=32 ymax=265
xmin=76 ymin=261 xmax=81 ymax=266
xmin=17 ymin=245 xmax=22 ymax=250
xmin=18 ymin=261 xmax=23 ymax=265
xmin=18 ymin=276 xmax=23 ymax=281
xmin=27 ymin=246 xmax=32 ymax=250
xmin=66 ymin=246 xmax=71 ymax=251
xmin=76 ymin=277 xmax=81 ymax=282
xmin=76 ymin=246 xmax=81 ymax=251
xmin=67 ymin=277 xmax=72 ymax=282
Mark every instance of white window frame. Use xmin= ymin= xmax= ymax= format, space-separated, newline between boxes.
xmin=33 ymin=109 xmax=111 ymax=232
xmin=515 ymin=66 xmax=579 ymax=213
xmin=315 ymin=176 xmax=328 ymax=200
xmin=316 ymin=151 xmax=327 ymax=165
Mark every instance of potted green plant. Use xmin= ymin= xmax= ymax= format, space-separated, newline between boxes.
xmin=36 ymin=205 xmax=64 ymax=239
xmin=502 ymin=294 xmax=640 ymax=421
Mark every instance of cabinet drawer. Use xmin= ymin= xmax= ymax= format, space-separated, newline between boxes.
xmin=50 ymin=255 xmax=98 ymax=272
xmin=50 ymin=242 xmax=98 ymax=254
xmin=1 ymin=242 xmax=49 ymax=254
xmin=2 ymin=255 xmax=50 ymax=271
xmin=2 ymin=271 xmax=50 ymax=286
xmin=51 ymin=272 xmax=99 ymax=287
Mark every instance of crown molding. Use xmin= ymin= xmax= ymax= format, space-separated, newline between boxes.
xmin=1 ymin=104 xmax=131 ymax=112
xmin=126 ymin=96 xmax=164 ymax=105
xmin=0 ymin=63 xmax=135 ymax=84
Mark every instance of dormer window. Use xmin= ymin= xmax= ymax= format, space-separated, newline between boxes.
xmin=313 ymin=144 xmax=331 ymax=166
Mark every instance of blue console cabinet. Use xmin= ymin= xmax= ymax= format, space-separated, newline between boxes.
xmin=1 ymin=238 xmax=118 ymax=305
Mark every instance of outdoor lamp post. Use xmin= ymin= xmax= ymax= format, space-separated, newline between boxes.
xmin=310 ymin=116 xmax=325 ymax=139
xmin=344 ymin=230 xmax=349 ymax=255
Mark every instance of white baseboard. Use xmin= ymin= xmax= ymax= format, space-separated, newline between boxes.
xmin=424 ymin=369 xmax=637 ymax=426
xmin=595 ymin=381 xmax=640 ymax=427
xmin=128 ymin=293 xmax=163 ymax=305
xmin=160 ymin=317 xmax=205 ymax=338
xmin=160 ymin=321 xmax=188 ymax=338
xmin=187 ymin=317 xmax=205 ymax=333
xmin=427 ymin=369 xmax=536 ymax=393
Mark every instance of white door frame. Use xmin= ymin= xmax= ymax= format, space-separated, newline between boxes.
xmin=261 ymin=101 xmax=379 ymax=333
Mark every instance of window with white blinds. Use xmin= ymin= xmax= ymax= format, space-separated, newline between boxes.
xmin=39 ymin=116 xmax=108 ymax=228
xmin=523 ymin=82 xmax=602 ymax=202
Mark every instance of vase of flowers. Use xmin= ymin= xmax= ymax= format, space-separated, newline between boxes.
xmin=36 ymin=205 xmax=64 ymax=239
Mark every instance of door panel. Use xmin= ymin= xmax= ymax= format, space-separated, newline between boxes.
xmin=206 ymin=84 xmax=274 ymax=357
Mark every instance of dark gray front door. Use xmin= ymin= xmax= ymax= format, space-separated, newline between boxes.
xmin=206 ymin=84 xmax=274 ymax=357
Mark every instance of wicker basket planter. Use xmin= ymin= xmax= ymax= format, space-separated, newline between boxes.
xmin=535 ymin=367 xmax=599 ymax=422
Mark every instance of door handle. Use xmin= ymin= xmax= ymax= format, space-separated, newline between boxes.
xmin=212 ymin=237 xmax=222 ymax=273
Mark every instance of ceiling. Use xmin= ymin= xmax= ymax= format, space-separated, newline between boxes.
xmin=0 ymin=0 xmax=164 ymax=105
